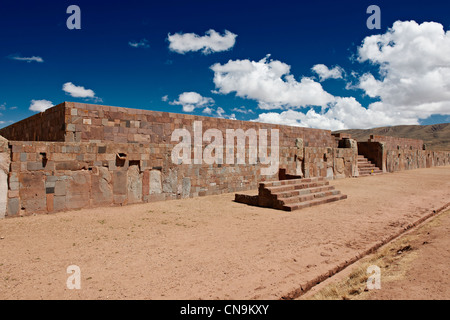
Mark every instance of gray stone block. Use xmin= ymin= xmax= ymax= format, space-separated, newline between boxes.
xmin=182 ymin=177 xmax=191 ymax=199
xmin=7 ymin=197 xmax=19 ymax=216
xmin=149 ymin=170 xmax=162 ymax=195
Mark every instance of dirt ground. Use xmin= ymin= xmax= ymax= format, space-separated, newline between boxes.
xmin=301 ymin=207 xmax=450 ymax=300
xmin=0 ymin=167 xmax=449 ymax=300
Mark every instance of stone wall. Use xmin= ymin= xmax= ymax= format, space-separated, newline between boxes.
xmin=385 ymin=149 xmax=450 ymax=172
xmin=1 ymin=102 xmax=449 ymax=218
xmin=358 ymin=135 xmax=450 ymax=173
xmin=369 ymin=135 xmax=424 ymax=151
xmin=5 ymin=137 xmax=356 ymax=217
xmin=0 ymin=103 xmax=66 ymax=142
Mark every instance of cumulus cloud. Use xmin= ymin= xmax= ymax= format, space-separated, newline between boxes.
xmin=29 ymin=99 xmax=54 ymax=112
xmin=254 ymin=97 xmax=403 ymax=131
xmin=202 ymin=107 xmax=213 ymax=115
xmin=161 ymin=95 xmax=169 ymax=102
xmin=216 ymin=107 xmax=225 ymax=117
xmin=10 ymin=55 xmax=44 ymax=63
xmin=129 ymin=39 xmax=150 ymax=48
xmin=168 ymin=29 xmax=237 ymax=54
xmin=170 ymin=92 xmax=215 ymax=112
xmin=311 ymin=64 xmax=344 ymax=81
xmin=357 ymin=20 xmax=450 ymax=121
xmin=63 ymin=82 xmax=100 ymax=101
xmin=211 ymin=55 xmax=335 ymax=110
xmin=247 ymin=21 xmax=450 ymax=130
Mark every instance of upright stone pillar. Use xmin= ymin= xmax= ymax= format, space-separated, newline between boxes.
xmin=295 ymin=138 xmax=304 ymax=178
xmin=0 ymin=136 xmax=10 ymax=218
xmin=348 ymin=138 xmax=359 ymax=177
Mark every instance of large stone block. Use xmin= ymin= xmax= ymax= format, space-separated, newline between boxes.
xmin=53 ymin=195 xmax=66 ymax=212
xmin=19 ymin=172 xmax=46 ymax=213
xmin=149 ymin=170 xmax=162 ymax=195
xmin=91 ymin=167 xmax=113 ymax=206
xmin=0 ymin=171 xmax=8 ymax=218
xmin=127 ymin=164 xmax=142 ymax=204
xmin=113 ymin=171 xmax=127 ymax=195
xmin=65 ymin=172 xmax=91 ymax=210
xmin=7 ymin=198 xmax=19 ymax=216
xmin=162 ymin=169 xmax=177 ymax=194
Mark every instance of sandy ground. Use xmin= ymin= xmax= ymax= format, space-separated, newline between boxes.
xmin=365 ymin=208 xmax=450 ymax=300
xmin=0 ymin=167 xmax=449 ymax=300
xmin=300 ymin=207 xmax=450 ymax=300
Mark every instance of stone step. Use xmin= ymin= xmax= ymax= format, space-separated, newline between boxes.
xmin=359 ymin=167 xmax=382 ymax=173
xmin=359 ymin=171 xmax=383 ymax=176
xmin=358 ymin=172 xmax=383 ymax=177
xmin=264 ymin=180 xmax=330 ymax=194
xmin=358 ymin=169 xmax=383 ymax=175
xmin=283 ymin=194 xmax=348 ymax=211
xmin=358 ymin=163 xmax=376 ymax=168
xmin=277 ymin=189 xmax=341 ymax=206
xmin=271 ymin=185 xmax=336 ymax=199
xmin=260 ymin=177 xmax=325 ymax=188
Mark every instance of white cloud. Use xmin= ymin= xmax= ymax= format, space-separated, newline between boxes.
xmin=247 ymin=20 xmax=450 ymax=130
xmin=161 ymin=95 xmax=169 ymax=102
xmin=211 ymin=55 xmax=335 ymax=110
xmin=216 ymin=107 xmax=225 ymax=117
xmin=357 ymin=20 xmax=450 ymax=121
xmin=254 ymin=97 xmax=402 ymax=131
xmin=311 ymin=64 xmax=344 ymax=81
xmin=129 ymin=39 xmax=149 ymax=48
xmin=231 ymin=106 xmax=254 ymax=114
xmin=29 ymin=99 xmax=54 ymax=113
xmin=168 ymin=29 xmax=237 ymax=54
xmin=0 ymin=103 xmax=18 ymax=111
xmin=10 ymin=55 xmax=44 ymax=63
xmin=170 ymin=92 xmax=214 ymax=112
xmin=63 ymin=82 xmax=100 ymax=101
xmin=202 ymin=107 xmax=213 ymax=115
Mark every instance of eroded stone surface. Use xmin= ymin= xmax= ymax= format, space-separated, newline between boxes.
xmin=149 ymin=170 xmax=162 ymax=195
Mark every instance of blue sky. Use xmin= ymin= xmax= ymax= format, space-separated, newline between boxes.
xmin=1 ymin=0 xmax=450 ymax=130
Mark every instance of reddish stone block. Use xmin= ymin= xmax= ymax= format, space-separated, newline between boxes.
xmin=46 ymin=194 xmax=54 ymax=212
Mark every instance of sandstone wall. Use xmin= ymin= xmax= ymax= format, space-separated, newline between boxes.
xmin=5 ymin=139 xmax=358 ymax=217
xmin=0 ymin=103 xmax=66 ymax=141
xmin=385 ymin=149 xmax=450 ymax=172
xmin=1 ymin=103 xmax=449 ymax=218
xmin=369 ymin=135 xmax=424 ymax=151
xmin=359 ymin=135 xmax=450 ymax=173
xmin=5 ymin=139 xmax=321 ymax=217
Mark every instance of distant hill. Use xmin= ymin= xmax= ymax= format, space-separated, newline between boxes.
xmin=334 ymin=123 xmax=450 ymax=151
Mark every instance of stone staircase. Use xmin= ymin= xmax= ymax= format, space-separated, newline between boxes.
xmin=357 ymin=155 xmax=383 ymax=176
xmin=235 ymin=177 xmax=347 ymax=212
